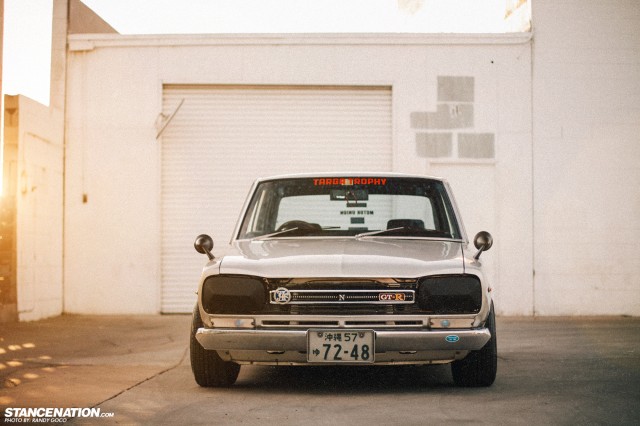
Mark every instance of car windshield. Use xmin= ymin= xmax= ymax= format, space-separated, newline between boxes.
xmin=237 ymin=176 xmax=463 ymax=240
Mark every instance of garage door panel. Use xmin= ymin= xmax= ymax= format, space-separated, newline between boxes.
xmin=161 ymin=86 xmax=392 ymax=312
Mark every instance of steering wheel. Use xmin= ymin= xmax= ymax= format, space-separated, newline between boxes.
xmin=276 ymin=220 xmax=321 ymax=233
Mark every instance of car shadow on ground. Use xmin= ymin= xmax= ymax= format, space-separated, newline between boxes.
xmin=229 ymin=364 xmax=456 ymax=394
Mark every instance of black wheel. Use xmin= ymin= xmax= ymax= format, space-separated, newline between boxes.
xmin=190 ymin=305 xmax=240 ymax=387
xmin=451 ymin=303 xmax=497 ymax=387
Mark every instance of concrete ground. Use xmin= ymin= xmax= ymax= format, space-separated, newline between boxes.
xmin=0 ymin=315 xmax=638 ymax=425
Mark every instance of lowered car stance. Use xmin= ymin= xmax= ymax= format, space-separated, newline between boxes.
xmin=191 ymin=173 xmax=496 ymax=387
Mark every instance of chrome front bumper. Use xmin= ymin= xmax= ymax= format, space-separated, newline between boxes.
xmin=196 ymin=328 xmax=491 ymax=354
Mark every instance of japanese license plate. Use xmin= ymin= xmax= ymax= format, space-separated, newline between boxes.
xmin=307 ymin=330 xmax=375 ymax=363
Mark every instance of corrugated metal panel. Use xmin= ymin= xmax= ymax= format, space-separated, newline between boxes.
xmin=161 ymin=86 xmax=392 ymax=313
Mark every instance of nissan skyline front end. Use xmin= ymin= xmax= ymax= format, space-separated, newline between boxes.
xmin=190 ymin=174 xmax=496 ymax=387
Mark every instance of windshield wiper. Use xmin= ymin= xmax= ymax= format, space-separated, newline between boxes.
xmin=355 ymin=227 xmax=454 ymax=240
xmin=355 ymin=226 xmax=405 ymax=239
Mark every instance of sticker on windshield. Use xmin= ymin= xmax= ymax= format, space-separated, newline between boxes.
xmin=313 ymin=178 xmax=387 ymax=186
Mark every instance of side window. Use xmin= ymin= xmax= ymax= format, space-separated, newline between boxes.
xmin=245 ymin=188 xmax=267 ymax=233
xmin=239 ymin=185 xmax=280 ymax=237
xmin=433 ymin=190 xmax=461 ymax=239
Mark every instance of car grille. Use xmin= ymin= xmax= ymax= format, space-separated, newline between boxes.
xmin=270 ymin=289 xmax=415 ymax=304
xmin=256 ymin=276 xmax=482 ymax=316
xmin=262 ymin=278 xmax=418 ymax=315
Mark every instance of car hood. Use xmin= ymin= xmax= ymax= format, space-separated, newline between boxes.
xmin=218 ymin=238 xmax=465 ymax=278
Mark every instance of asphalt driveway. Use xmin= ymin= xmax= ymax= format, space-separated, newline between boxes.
xmin=1 ymin=315 xmax=638 ymax=425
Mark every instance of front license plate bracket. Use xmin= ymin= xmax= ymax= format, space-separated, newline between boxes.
xmin=307 ymin=330 xmax=375 ymax=363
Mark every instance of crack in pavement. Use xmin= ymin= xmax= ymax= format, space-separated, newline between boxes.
xmin=90 ymin=345 xmax=189 ymax=409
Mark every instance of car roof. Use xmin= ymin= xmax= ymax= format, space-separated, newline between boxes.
xmin=254 ymin=172 xmax=446 ymax=183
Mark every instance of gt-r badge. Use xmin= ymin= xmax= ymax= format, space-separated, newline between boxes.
xmin=273 ymin=288 xmax=291 ymax=304
xmin=379 ymin=293 xmax=406 ymax=301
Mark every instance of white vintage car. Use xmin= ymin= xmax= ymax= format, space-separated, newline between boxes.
xmin=191 ymin=173 xmax=496 ymax=387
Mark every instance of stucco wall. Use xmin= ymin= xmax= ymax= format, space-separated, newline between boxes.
xmin=532 ymin=0 xmax=640 ymax=314
xmin=64 ymin=33 xmax=533 ymax=315
xmin=13 ymin=96 xmax=64 ymax=321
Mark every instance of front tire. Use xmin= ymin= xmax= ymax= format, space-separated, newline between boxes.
xmin=190 ymin=305 xmax=240 ymax=387
xmin=451 ymin=303 xmax=497 ymax=387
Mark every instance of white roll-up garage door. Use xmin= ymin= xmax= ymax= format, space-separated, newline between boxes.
xmin=160 ymin=85 xmax=392 ymax=313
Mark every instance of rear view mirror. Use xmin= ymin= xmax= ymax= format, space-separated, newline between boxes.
xmin=330 ymin=189 xmax=369 ymax=201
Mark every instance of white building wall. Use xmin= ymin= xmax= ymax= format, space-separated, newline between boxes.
xmin=64 ymin=34 xmax=533 ymax=315
xmin=14 ymin=96 xmax=64 ymax=321
xmin=418 ymin=43 xmax=534 ymax=315
xmin=532 ymin=0 xmax=640 ymax=314
xmin=64 ymin=45 xmax=161 ymax=314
